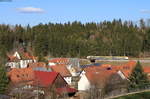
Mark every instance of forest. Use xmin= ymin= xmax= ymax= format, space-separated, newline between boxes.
xmin=0 ymin=19 xmax=150 ymax=58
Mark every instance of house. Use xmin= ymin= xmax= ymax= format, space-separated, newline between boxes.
xmin=8 ymin=68 xmax=77 ymax=98
xmin=78 ymin=62 xmax=135 ymax=91
xmin=48 ymin=58 xmax=80 ymax=76
xmin=78 ymin=66 xmax=127 ymax=93
xmin=50 ymin=64 xmax=72 ymax=85
xmin=33 ymin=71 xmax=77 ymax=97
xmin=6 ymin=50 xmax=36 ymax=68
xmin=79 ymin=60 xmax=136 ymax=78
xmin=49 ymin=58 xmax=81 ymax=87
xmin=78 ymin=60 xmax=150 ymax=96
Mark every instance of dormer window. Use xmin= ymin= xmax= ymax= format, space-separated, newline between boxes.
xmin=107 ymin=67 xmax=112 ymax=70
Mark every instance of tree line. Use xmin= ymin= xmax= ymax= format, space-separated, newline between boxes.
xmin=0 ymin=19 xmax=150 ymax=58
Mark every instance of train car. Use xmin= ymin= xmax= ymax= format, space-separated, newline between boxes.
xmin=87 ymin=56 xmax=129 ymax=60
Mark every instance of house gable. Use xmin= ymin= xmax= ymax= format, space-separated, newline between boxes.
xmin=78 ymin=73 xmax=91 ymax=91
xmin=53 ymin=74 xmax=68 ymax=88
xmin=14 ymin=51 xmax=21 ymax=60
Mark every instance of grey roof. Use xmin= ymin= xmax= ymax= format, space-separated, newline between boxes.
xmin=33 ymin=67 xmax=52 ymax=72
xmin=68 ymin=58 xmax=80 ymax=68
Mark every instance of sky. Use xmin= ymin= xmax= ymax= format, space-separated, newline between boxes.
xmin=0 ymin=0 xmax=150 ymax=26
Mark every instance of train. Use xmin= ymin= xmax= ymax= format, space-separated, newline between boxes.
xmin=87 ymin=56 xmax=129 ymax=60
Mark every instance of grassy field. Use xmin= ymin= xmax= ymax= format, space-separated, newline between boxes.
xmin=97 ymin=60 xmax=150 ymax=66
xmin=114 ymin=91 xmax=150 ymax=99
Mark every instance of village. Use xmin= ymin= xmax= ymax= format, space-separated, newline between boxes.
xmin=2 ymin=48 xmax=150 ymax=99
xmin=1 ymin=0 xmax=150 ymax=99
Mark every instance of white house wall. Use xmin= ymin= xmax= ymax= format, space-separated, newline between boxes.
xmin=20 ymin=60 xmax=33 ymax=68
xmin=48 ymin=62 xmax=56 ymax=66
xmin=78 ymin=74 xmax=91 ymax=91
xmin=6 ymin=62 xmax=20 ymax=68
xmin=79 ymin=70 xmax=86 ymax=77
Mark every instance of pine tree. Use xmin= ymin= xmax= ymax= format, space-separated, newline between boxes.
xmin=128 ymin=61 xmax=150 ymax=90
xmin=0 ymin=64 xmax=9 ymax=94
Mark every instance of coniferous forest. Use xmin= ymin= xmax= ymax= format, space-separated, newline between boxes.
xmin=1 ymin=19 xmax=150 ymax=58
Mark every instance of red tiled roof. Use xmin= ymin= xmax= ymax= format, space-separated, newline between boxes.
xmin=100 ymin=61 xmax=136 ymax=78
xmin=7 ymin=51 xmax=37 ymax=61
xmin=84 ymin=60 xmax=150 ymax=81
xmin=83 ymin=64 xmax=117 ymax=84
xmin=119 ymin=61 xmax=136 ymax=78
xmin=8 ymin=68 xmax=34 ymax=83
xmin=7 ymin=55 xmax=20 ymax=62
xmin=23 ymin=52 xmax=32 ymax=59
xmin=84 ymin=64 xmax=117 ymax=74
xmin=28 ymin=62 xmax=47 ymax=68
xmin=120 ymin=64 xmax=150 ymax=79
xmin=33 ymin=71 xmax=59 ymax=87
xmin=34 ymin=71 xmax=77 ymax=94
xmin=51 ymin=65 xmax=71 ymax=77
xmin=101 ymin=64 xmax=112 ymax=68
xmin=85 ymin=69 xmax=117 ymax=87
xmin=122 ymin=61 xmax=136 ymax=69
xmin=83 ymin=61 xmax=137 ymax=84
xmin=20 ymin=51 xmax=37 ymax=60
xmin=8 ymin=68 xmax=76 ymax=94
xmin=8 ymin=69 xmax=66 ymax=87
xmin=143 ymin=67 xmax=150 ymax=74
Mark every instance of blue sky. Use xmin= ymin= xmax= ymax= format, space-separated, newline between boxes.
xmin=0 ymin=0 xmax=150 ymax=26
